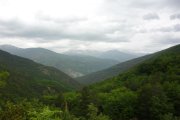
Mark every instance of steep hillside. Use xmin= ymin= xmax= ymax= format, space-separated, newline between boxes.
xmin=0 ymin=45 xmax=118 ymax=78
xmin=0 ymin=50 xmax=80 ymax=99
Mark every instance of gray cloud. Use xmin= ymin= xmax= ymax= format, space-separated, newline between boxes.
xmin=167 ymin=0 xmax=180 ymax=8
xmin=0 ymin=19 xmax=129 ymax=42
xmin=170 ymin=13 xmax=180 ymax=20
xmin=158 ymin=37 xmax=180 ymax=45
xmin=174 ymin=24 xmax=180 ymax=32
xmin=0 ymin=0 xmax=180 ymax=53
xmin=143 ymin=13 xmax=160 ymax=20
xmin=127 ymin=0 xmax=180 ymax=11
xmin=147 ymin=24 xmax=180 ymax=33
xmin=37 ymin=14 xmax=88 ymax=24
xmin=165 ymin=24 xmax=180 ymax=32
xmin=129 ymin=0 xmax=162 ymax=8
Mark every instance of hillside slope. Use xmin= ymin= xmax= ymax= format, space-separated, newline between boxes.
xmin=0 ymin=50 xmax=80 ymax=99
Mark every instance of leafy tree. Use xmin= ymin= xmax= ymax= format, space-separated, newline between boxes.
xmin=78 ymin=87 xmax=92 ymax=118
xmin=160 ymin=113 xmax=180 ymax=120
xmin=98 ymin=87 xmax=137 ymax=120
xmin=55 ymin=92 xmax=65 ymax=108
xmin=87 ymin=103 xmax=110 ymax=120
xmin=0 ymin=101 xmax=27 ymax=120
xmin=0 ymin=71 xmax=9 ymax=88
xmin=137 ymin=83 xmax=173 ymax=120
xmin=163 ymin=82 xmax=180 ymax=116
xmin=63 ymin=92 xmax=81 ymax=114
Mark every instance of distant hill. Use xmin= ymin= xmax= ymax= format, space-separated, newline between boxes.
xmin=77 ymin=45 xmax=180 ymax=85
xmin=64 ymin=49 xmax=139 ymax=62
xmin=0 ymin=50 xmax=80 ymax=99
xmin=0 ymin=45 xmax=118 ymax=78
xmin=98 ymin=50 xmax=138 ymax=61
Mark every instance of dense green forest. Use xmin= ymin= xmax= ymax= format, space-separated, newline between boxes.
xmin=0 ymin=45 xmax=179 ymax=120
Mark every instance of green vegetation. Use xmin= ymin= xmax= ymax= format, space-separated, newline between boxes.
xmin=0 ymin=45 xmax=179 ymax=120
xmin=0 ymin=71 xmax=9 ymax=88
xmin=86 ymin=44 xmax=180 ymax=120
xmin=0 ymin=50 xmax=80 ymax=99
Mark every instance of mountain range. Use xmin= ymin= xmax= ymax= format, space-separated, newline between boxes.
xmin=0 ymin=45 xmax=122 ymax=78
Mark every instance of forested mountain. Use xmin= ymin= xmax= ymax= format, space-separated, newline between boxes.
xmin=0 ymin=50 xmax=80 ymax=99
xmin=52 ymin=44 xmax=180 ymax=120
xmin=83 ymin=44 xmax=180 ymax=120
xmin=0 ymin=45 xmax=118 ymax=78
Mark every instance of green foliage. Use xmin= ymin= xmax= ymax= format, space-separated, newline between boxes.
xmin=0 ymin=50 xmax=80 ymax=99
xmin=0 ymin=101 xmax=27 ymax=120
xmin=29 ymin=106 xmax=62 ymax=120
xmin=137 ymin=83 xmax=173 ymax=120
xmin=160 ymin=113 xmax=180 ymax=120
xmin=88 ymin=45 xmax=180 ymax=120
xmin=0 ymin=71 xmax=9 ymax=88
xmin=98 ymin=87 xmax=137 ymax=120
xmin=0 ymin=99 xmax=79 ymax=120
xmin=87 ymin=103 xmax=110 ymax=120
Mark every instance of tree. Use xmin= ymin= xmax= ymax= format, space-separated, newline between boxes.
xmin=55 ymin=92 xmax=65 ymax=108
xmin=78 ymin=87 xmax=92 ymax=118
xmin=87 ymin=103 xmax=110 ymax=120
xmin=137 ymin=83 xmax=173 ymax=120
xmin=0 ymin=71 xmax=9 ymax=88
xmin=98 ymin=87 xmax=137 ymax=120
xmin=0 ymin=101 xmax=27 ymax=120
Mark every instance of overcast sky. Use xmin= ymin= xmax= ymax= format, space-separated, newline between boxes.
xmin=0 ymin=0 xmax=180 ymax=53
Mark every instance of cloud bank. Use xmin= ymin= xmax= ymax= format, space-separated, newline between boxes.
xmin=0 ymin=0 xmax=179 ymax=53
